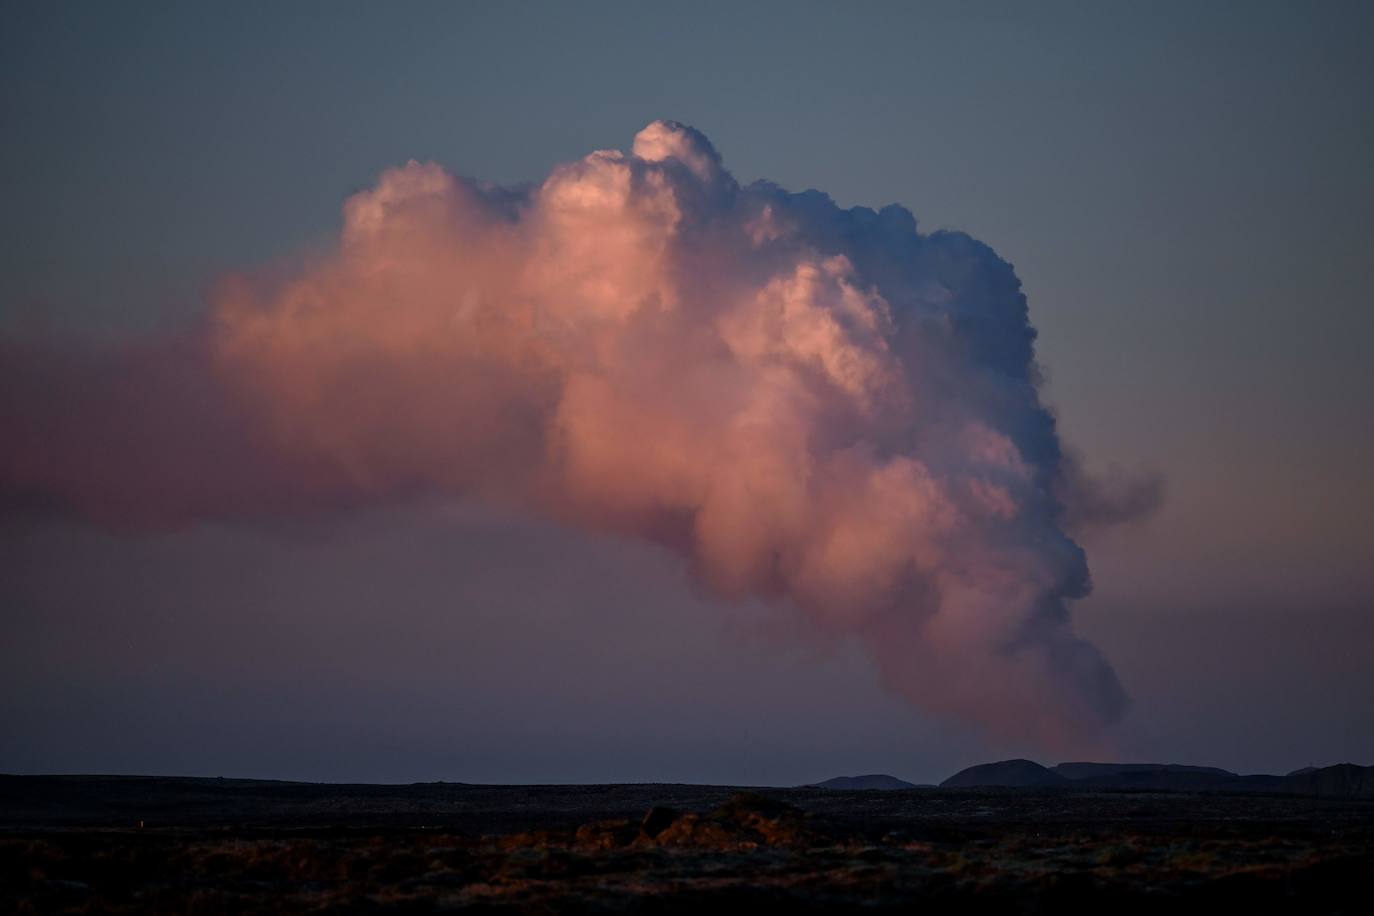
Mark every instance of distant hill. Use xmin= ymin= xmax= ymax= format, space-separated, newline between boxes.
xmin=805 ymin=774 xmax=921 ymax=790
xmin=941 ymin=760 xmax=1374 ymax=797
xmin=940 ymin=759 xmax=1067 ymax=788
xmin=1054 ymin=762 xmax=1235 ymax=780
xmin=1280 ymin=763 xmax=1374 ymax=798
xmin=1051 ymin=762 xmax=1240 ymax=790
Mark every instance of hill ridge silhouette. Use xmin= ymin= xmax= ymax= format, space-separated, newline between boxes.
xmin=940 ymin=759 xmax=1374 ymax=796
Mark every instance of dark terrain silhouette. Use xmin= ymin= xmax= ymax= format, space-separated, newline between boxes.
xmin=805 ymin=774 xmax=923 ymax=790
xmin=2 ymin=771 xmax=1371 ymax=912
xmin=940 ymin=758 xmax=1067 ymax=788
xmin=941 ymin=759 xmax=1374 ymax=796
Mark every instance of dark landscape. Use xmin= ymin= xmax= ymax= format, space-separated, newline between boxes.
xmin=3 ymin=766 xmax=1372 ymax=913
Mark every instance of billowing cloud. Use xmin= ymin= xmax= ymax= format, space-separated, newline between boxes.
xmin=1 ymin=121 xmax=1151 ymax=747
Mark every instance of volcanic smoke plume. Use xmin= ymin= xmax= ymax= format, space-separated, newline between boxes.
xmin=1 ymin=121 xmax=1156 ymax=747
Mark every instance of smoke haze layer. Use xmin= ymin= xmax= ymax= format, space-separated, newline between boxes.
xmin=2 ymin=121 xmax=1147 ymax=748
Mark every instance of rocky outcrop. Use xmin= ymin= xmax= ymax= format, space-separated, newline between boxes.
xmin=569 ymin=793 xmax=825 ymax=851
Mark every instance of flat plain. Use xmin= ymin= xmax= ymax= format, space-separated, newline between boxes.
xmin=2 ymin=775 xmax=1371 ymax=913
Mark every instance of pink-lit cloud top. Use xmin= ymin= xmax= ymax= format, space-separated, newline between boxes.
xmin=1 ymin=121 xmax=1158 ymax=749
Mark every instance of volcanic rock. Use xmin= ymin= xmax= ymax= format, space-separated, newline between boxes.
xmin=653 ymin=792 xmax=825 ymax=849
xmin=639 ymin=805 xmax=680 ymax=838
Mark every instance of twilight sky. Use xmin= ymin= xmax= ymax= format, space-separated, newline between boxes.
xmin=2 ymin=1 xmax=1372 ymax=785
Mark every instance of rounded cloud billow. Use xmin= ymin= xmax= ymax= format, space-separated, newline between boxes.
xmin=2 ymin=121 xmax=1145 ymax=748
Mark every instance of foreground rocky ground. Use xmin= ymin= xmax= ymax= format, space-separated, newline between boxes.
xmin=2 ymin=777 xmax=1371 ymax=913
